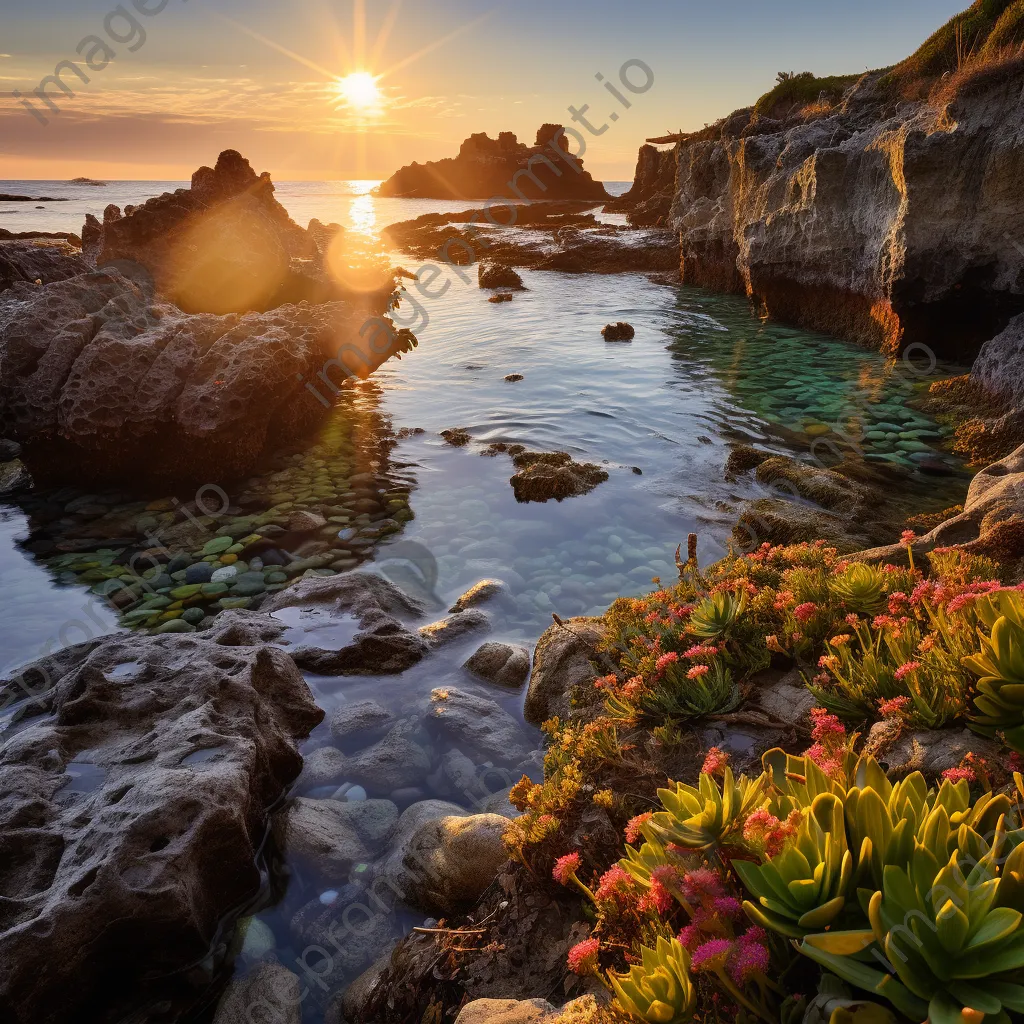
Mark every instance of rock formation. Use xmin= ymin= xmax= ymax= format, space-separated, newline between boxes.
xmin=648 ymin=56 xmax=1024 ymax=358
xmin=0 ymin=152 xmax=418 ymax=487
xmin=0 ymin=631 xmax=323 ymax=1024
xmin=377 ymin=126 xmax=609 ymax=201
xmin=0 ymin=269 xmax=414 ymax=485
xmin=82 ymin=150 xmax=384 ymax=314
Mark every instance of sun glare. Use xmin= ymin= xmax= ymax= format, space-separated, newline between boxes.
xmin=335 ymin=71 xmax=383 ymax=113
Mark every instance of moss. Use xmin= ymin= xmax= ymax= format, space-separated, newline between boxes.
xmin=752 ymin=72 xmax=862 ymax=119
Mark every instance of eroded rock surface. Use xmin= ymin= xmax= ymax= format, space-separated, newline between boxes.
xmin=664 ymin=71 xmax=1024 ymax=358
xmin=524 ymin=617 xmax=604 ymax=724
xmin=0 ymin=632 xmax=323 ymax=1024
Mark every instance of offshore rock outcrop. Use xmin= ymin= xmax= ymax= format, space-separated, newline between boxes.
xmin=663 ymin=69 xmax=1024 ymax=358
xmin=377 ymin=125 xmax=609 ymax=201
xmin=0 ymin=631 xmax=323 ymax=1024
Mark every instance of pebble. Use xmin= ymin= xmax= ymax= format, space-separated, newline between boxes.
xmin=210 ymin=565 xmax=238 ymax=583
xmin=185 ymin=562 xmax=214 ymax=584
xmin=201 ymin=536 xmax=233 ymax=556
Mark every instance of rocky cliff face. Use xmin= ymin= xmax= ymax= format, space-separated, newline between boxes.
xmin=665 ymin=68 xmax=1024 ymax=359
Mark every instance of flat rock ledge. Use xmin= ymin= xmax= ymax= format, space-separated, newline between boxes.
xmin=0 ymin=630 xmax=323 ymax=1024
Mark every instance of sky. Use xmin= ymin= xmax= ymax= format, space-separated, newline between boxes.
xmin=0 ymin=0 xmax=967 ymax=182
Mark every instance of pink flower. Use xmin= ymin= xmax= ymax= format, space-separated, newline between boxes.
xmin=844 ymin=613 xmax=860 ymax=627
xmin=681 ymin=868 xmax=727 ymax=903
xmin=893 ymin=661 xmax=921 ymax=681
xmin=655 ymin=652 xmax=680 ymax=675
xmin=595 ymin=865 xmax=633 ymax=904
xmin=624 ymin=812 xmax=653 ymax=845
xmin=684 ymin=644 xmax=718 ymax=659
xmin=701 ymin=746 xmax=729 ymax=776
xmin=687 ymin=664 xmax=710 ymax=680
xmin=678 ymin=923 xmax=703 ymax=951
xmin=651 ymin=864 xmax=682 ymax=889
xmin=639 ymin=878 xmax=674 ymax=916
xmin=888 ymin=592 xmax=909 ymax=614
xmin=552 ymin=852 xmax=581 ymax=886
xmin=728 ymin=935 xmax=770 ymax=984
xmin=712 ymin=896 xmax=743 ymax=918
xmin=943 ymin=765 xmax=976 ymax=784
xmin=691 ymin=938 xmax=733 ymax=972
xmin=567 ymin=938 xmax=601 ymax=975
xmin=878 ymin=696 xmax=911 ymax=719
xmin=793 ymin=602 xmax=818 ymax=623
xmin=809 ymin=708 xmax=846 ymax=740
xmin=901 ymin=530 xmax=916 ymax=546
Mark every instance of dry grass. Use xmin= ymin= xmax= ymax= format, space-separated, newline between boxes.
xmin=884 ymin=0 xmax=1024 ymax=99
xmin=929 ymin=43 xmax=1024 ymax=104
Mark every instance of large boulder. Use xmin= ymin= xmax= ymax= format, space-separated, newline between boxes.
xmin=376 ymin=800 xmax=509 ymax=915
xmin=524 ymin=617 xmax=603 ymax=724
xmin=0 ymin=239 xmax=88 ymax=293
xmin=425 ymin=688 xmax=534 ymax=763
xmin=0 ymin=631 xmax=323 ymax=1024
xmin=211 ymin=964 xmax=302 ymax=1024
xmin=0 ymin=271 xmax=414 ymax=485
xmin=855 ymin=443 xmax=1024 ymax=571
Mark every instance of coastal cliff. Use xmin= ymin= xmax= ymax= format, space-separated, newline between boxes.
xmin=654 ymin=4 xmax=1024 ymax=360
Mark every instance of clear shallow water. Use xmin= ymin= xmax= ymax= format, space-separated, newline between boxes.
xmin=0 ymin=180 xmax=973 ymax=1019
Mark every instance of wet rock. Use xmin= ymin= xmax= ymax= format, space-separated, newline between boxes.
xmin=735 ymin=497 xmax=869 ymax=553
xmin=855 ymin=443 xmax=1024 ymax=570
xmin=329 ymin=699 xmax=398 ymax=750
xmin=601 ymin=321 xmax=635 ymax=341
xmin=211 ymin=963 xmax=302 ymax=1024
xmin=0 ymin=457 xmax=32 ymax=495
xmin=464 ymin=641 xmax=531 ymax=689
xmin=488 ymin=292 xmax=513 ymax=303
xmin=342 ymin=725 xmax=433 ymax=795
xmin=263 ymin=573 xmax=429 ymax=675
xmin=419 ymin=608 xmax=491 ymax=649
xmin=504 ymin=373 xmax=524 ymax=382
xmin=376 ymin=800 xmax=510 ymax=915
xmin=479 ymin=263 xmax=525 ymax=290
xmin=0 ymin=438 xmax=22 ymax=460
xmin=426 ymin=688 xmax=533 ymax=762
xmin=0 ymin=273 xmax=409 ymax=486
xmin=524 ymin=617 xmax=604 ymax=724
xmin=724 ymin=444 xmax=772 ymax=478
xmin=441 ymin=427 xmax=472 ymax=447
xmin=0 ymin=239 xmax=88 ymax=294
xmin=755 ymin=455 xmax=865 ymax=511
xmin=198 ymin=608 xmax=287 ymax=645
xmin=272 ymin=797 xmax=398 ymax=878
xmin=0 ymin=632 xmax=322 ymax=1024
xmin=298 ymin=746 xmax=348 ymax=789
xmin=449 ymin=579 xmax=510 ymax=613
xmin=507 ymin=451 xmax=608 ymax=503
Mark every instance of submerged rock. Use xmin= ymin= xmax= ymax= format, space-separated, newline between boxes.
xmin=426 ymin=687 xmax=533 ymax=762
xmin=211 ymin=964 xmax=302 ymax=1024
xmin=0 ymin=632 xmax=322 ymax=1024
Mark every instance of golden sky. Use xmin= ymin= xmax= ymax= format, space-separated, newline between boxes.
xmin=0 ymin=0 xmax=966 ymax=182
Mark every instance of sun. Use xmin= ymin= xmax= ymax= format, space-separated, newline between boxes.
xmin=335 ymin=71 xmax=383 ymax=113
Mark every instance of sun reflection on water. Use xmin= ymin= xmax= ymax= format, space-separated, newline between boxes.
xmin=344 ymin=180 xmax=381 ymax=238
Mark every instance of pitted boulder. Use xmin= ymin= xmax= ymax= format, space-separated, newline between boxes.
xmin=0 ymin=631 xmax=323 ymax=1024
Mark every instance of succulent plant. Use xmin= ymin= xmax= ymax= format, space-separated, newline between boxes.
xmin=828 ymin=563 xmax=886 ymax=615
xmin=801 ymin=814 xmax=1024 ymax=1024
xmin=965 ymin=590 xmax=1024 ymax=752
xmin=735 ymin=791 xmax=862 ymax=938
xmin=638 ymin=658 xmax=741 ymax=721
xmin=608 ymin=935 xmax=696 ymax=1024
xmin=644 ymin=767 xmax=769 ymax=850
xmin=687 ymin=589 xmax=748 ymax=640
